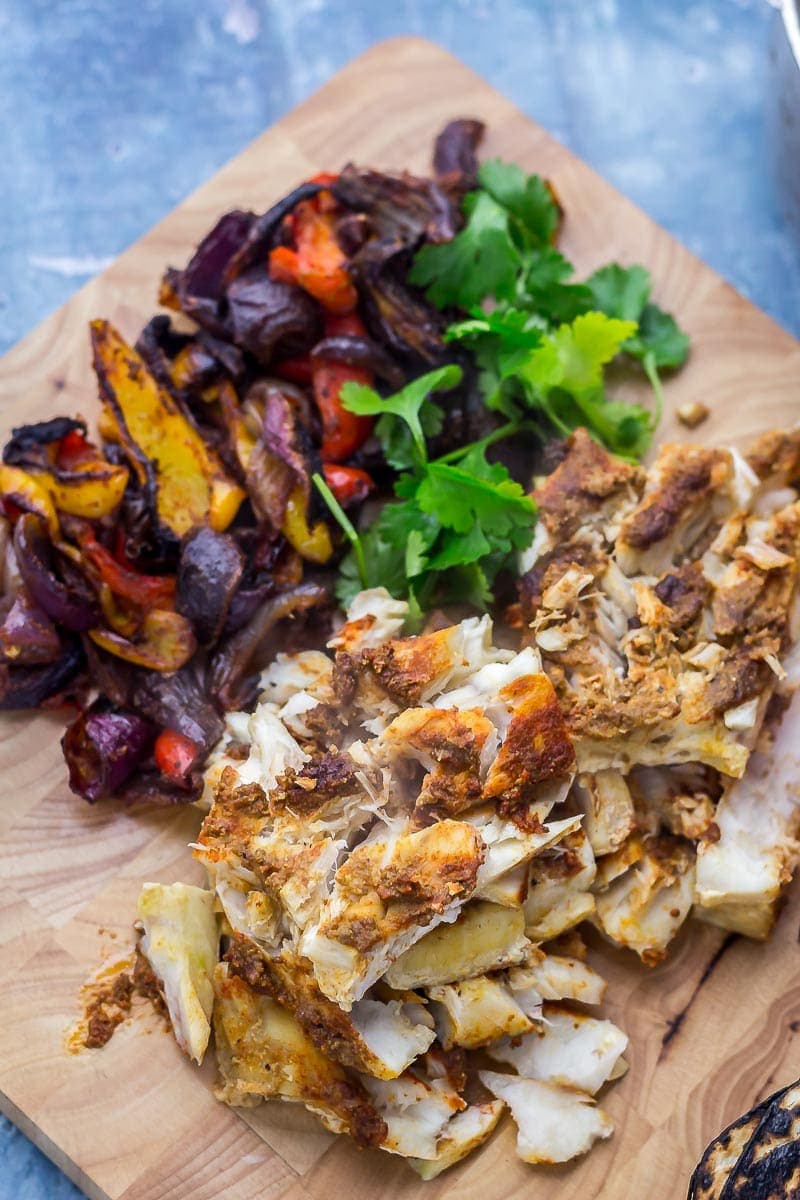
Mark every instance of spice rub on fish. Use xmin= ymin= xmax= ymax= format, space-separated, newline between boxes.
xmin=518 ymin=425 xmax=800 ymax=959
xmin=138 ymin=587 xmax=628 ymax=1176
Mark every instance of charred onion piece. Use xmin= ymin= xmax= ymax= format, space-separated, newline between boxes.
xmin=130 ymin=665 xmax=223 ymax=756
xmin=433 ymin=118 xmax=485 ymax=196
xmin=0 ymin=638 xmax=84 ymax=710
xmin=3 ymin=417 xmax=87 ymax=468
xmin=166 ymin=209 xmax=255 ymax=336
xmin=240 ymin=381 xmax=311 ymax=531
xmin=353 ymin=257 xmax=448 ymax=365
xmin=0 ymin=587 xmax=61 ymax=665
xmin=226 ymin=271 xmax=322 ymax=364
xmin=210 ymin=581 xmax=326 ymax=710
xmin=62 ymin=699 xmax=155 ymax=802
xmin=222 ymin=181 xmax=323 ymax=284
xmin=176 ymin=527 xmax=244 ymax=646
xmin=14 ymin=514 xmax=98 ymax=632
xmin=114 ymin=769 xmax=202 ymax=807
xmin=310 ymin=334 xmax=406 ymax=389
xmin=333 ymin=165 xmax=457 ymax=248
xmin=221 ymin=580 xmax=276 ymax=638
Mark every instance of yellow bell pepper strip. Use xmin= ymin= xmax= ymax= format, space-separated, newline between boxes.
xmin=0 ymin=465 xmax=59 ymax=538
xmin=89 ymin=609 xmax=196 ymax=671
xmin=281 ymin=485 xmax=333 ymax=563
xmin=97 ymin=404 xmax=122 ymax=445
xmin=44 ymin=460 xmax=129 ymax=520
xmin=96 ymin=583 xmax=142 ymax=639
xmin=90 ymin=320 xmax=245 ymax=538
xmin=219 ymin=380 xmax=257 ymax=472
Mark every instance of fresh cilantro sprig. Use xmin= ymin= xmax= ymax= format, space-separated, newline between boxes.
xmin=317 ymin=157 xmax=690 ymax=617
xmin=411 ymin=159 xmax=690 ymax=459
xmin=314 ymin=368 xmax=536 ymax=615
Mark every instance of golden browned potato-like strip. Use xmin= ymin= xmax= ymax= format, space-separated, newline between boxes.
xmin=90 ymin=319 xmax=245 ymax=538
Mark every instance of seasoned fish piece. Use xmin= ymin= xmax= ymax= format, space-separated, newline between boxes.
xmin=300 ymin=819 xmax=484 ymax=1009
xmin=486 ymin=1004 xmax=628 ymax=1094
xmin=383 ymin=901 xmax=529 ymax=990
xmin=137 ymin=882 xmax=219 ymax=1064
xmin=224 ymin=936 xmax=435 ymax=1079
xmin=213 ymin=964 xmax=387 ymax=1144
xmin=479 ymin=1071 xmax=613 ymax=1164
xmin=429 ymin=975 xmax=536 ymax=1049
xmin=408 ymin=1101 xmax=504 ymax=1180
xmin=594 ymin=836 xmax=696 ymax=963
xmin=695 ymin=683 xmax=800 ymax=937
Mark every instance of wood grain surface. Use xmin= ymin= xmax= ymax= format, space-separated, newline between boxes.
xmin=1 ymin=36 xmax=799 ymax=1200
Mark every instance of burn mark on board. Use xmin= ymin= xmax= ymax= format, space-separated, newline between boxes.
xmin=659 ymin=933 xmax=739 ymax=1060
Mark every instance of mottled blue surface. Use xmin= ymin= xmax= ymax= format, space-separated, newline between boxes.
xmin=0 ymin=0 xmax=798 ymax=1196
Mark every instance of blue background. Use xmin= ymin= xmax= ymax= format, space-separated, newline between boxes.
xmin=0 ymin=0 xmax=798 ymax=1196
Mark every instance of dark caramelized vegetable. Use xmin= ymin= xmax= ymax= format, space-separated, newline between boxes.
xmin=14 ymin=514 xmax=98 ymax=632
xmin=0 ymin=588 xmax=61 ymax=665
xmin=176 ymin=527 xmax=244 ymax=645
xmin=62 ymin=700 xmax=154 ymax=802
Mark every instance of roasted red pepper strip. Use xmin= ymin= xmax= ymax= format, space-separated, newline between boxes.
xmin=322 ymin=463 xmax=375 ymax=507
xmin=57 ymin=429 xmax=95 ymax=469
xmin=312 ymin=361 xmax=374 ymax=462
xmin=154 ymin=729 xmax=198 ymax=781
xmin=311 ymin=172 xmax=339 ymax=214
xmin=274 ymin=356 xmax=314 ymax=386
xmin=268 ymin=199 xmax=357 ymax=314
xmin=324 ymin=312 xmax=367 ymax=338
xmin=78 ymin=529 xmax=176 ymax=610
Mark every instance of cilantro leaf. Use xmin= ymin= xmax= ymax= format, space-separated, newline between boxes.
xmin=478 ymin=160 xmax=560 ymax=248
xmin=409 ymin=191 xmax=520 ymax=309
xmin=425 ymin=524 xmax=492 ymax=572
xmin=341 ymin=365 xmax=462 ymax=463
xmin=335 ymin=520 xmax=403 ymax=607
xmin=446 ymin=307 xmax=543 ymax=417
xmin=514 ymin=312 xmax=656 ymax=455
xmin=332 ymin=440 xmax=534 ymax=611
xmin=377 ymin=401 xmax=444 ymax=471
xmin=521 ymin=248 xmax=594 ymax=325
xmin=446 ymin=307 xmax=544 ymax=351
xmin=522 ymin=312 xmax=638 ymax=395
xmin=571 ymin=393 xmax=655 ymax=460
xmin=585 ymin=265 xmax=689 ymax=370
xmin=626 ymin=302 xmax=690 ymax=369
xmin=416 ymin=445 xmax=534 ymax=550
xmin=586 ymin=263 xmax=652 ymax=321
xmin=334 ymin=499 xmax=438 ymax=607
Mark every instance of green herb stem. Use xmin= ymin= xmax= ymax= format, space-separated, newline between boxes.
xmin=642 ymin=349 xmax=664 ymax=429
xmin=435 ymin=420 xmax=526 ymax=464
xmin=312 ymin=473 xmax=368 ymax=588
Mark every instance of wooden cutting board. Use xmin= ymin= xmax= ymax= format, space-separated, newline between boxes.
xmin=2 ymin=36 xmax=800 ymax=1200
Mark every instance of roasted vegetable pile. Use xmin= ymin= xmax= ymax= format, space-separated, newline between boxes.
xmin=0 ymin=125 xmax=483 ymax=804
xmin=0 ymin=119 xmax=687 ymax=806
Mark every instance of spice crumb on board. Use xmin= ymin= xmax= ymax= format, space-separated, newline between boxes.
xmin=66 ymin=946 xmax=167 ymax=1053
xmin=677 ymin=401 xmax=709 ymax=428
